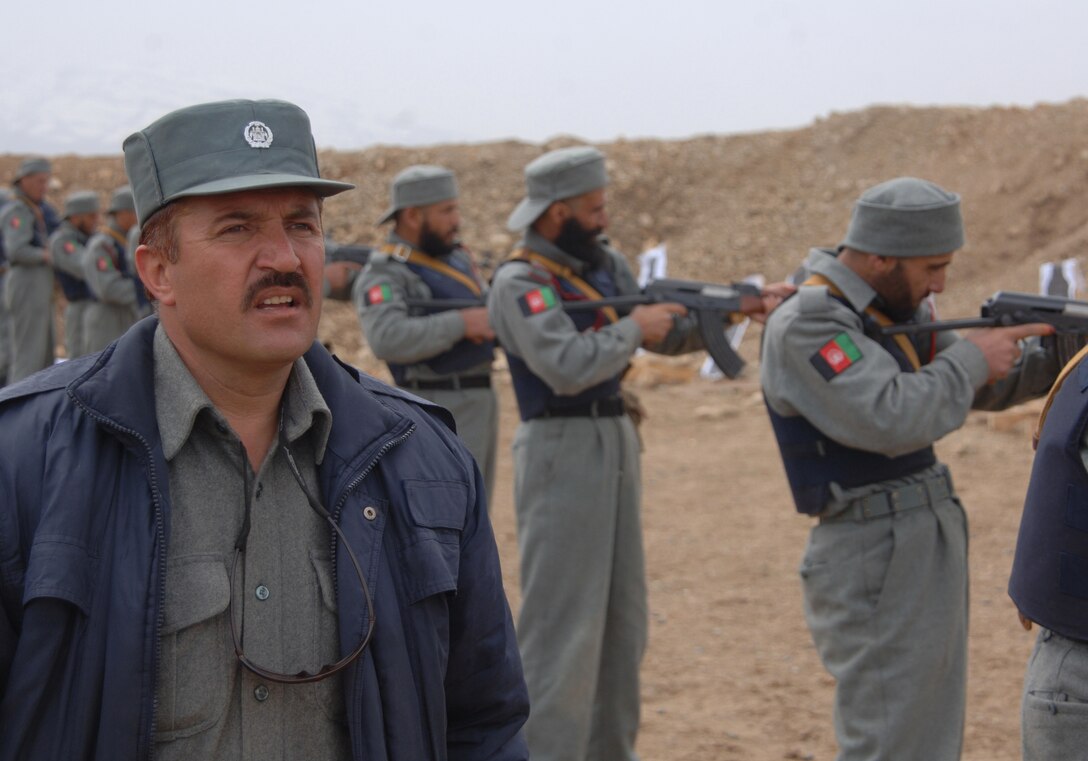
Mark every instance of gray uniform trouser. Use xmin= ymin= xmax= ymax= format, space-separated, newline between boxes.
xmin=3 ymin=265 xmax=54 ymax=383
xmin=514 ymin=414 xmax=646 ymax=761
xmin=801 ymin=477 xmax=968 ymax=761
xmin=410 ymin=385 xmax=498 ymax=499
xmin=1022 ymin=628 xmax=1088 ymax=759
xmin=65 ymin=300 xmax=91 ymax=359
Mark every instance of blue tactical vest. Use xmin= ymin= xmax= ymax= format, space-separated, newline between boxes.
xmin=766 ymin=296 xmax=936 ymax=515
xmin=54 ymin=227 xmax=93 ymax=302
xmin=56 ymin=268 xmax=92 ymax=302
xmin=1009 ymin=355 xmax=1088 ymax=641
xmin=387 ymin=249 xmax=495 ymax=386
xmin=505 ymin=260 xmax=624 ymax=422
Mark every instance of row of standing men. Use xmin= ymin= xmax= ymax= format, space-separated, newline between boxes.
xmin=346 ymin=153 xmax=1084 ymax=761
xmin=0 ymin=157 xmax=148 ymax=385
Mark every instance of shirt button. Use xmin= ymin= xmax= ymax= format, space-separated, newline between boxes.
xmin=254 ymin=684 xmax=270 ymax=702
xmin=255 ymin=585 xmax=270 ymax=601
xmin=363 ymin=506 xmax=378 ymax=521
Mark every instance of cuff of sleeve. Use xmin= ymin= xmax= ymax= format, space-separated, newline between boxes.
xmin=942 ymin=338 xmax=991 ymax=388
xmin=438 ymin=309 xmax=470 ymax=343
xmin=616 ymin=316 xmax=645 ymax=350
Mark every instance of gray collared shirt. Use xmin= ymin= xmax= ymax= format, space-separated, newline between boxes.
xmin=151 ymin=325 xmax=350 ymax=760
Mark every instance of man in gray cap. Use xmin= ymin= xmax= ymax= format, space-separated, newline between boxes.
xmin=1 ymin=156 xmax=59 ymax=383
xmin=49 ymin=189 xmax=101 ymax=358
xmin=489 ymin=145 xmax=775 ymax=761
xmin=0 ymin=99 xmax=528 ymax=760
xmin=353 ymin=165 xmax=498 ymax=495
xmin=761 ymin=177 xmax=1060 ymax=761
xmin=81 ymin=185 xmax=147 ymax=353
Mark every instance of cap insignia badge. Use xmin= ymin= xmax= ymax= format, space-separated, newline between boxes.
xmin=243 ymin=121 xmax=274 ymax=149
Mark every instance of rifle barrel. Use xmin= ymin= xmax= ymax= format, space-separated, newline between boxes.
xmin=882 ymin=317 xmax=998 ymax=335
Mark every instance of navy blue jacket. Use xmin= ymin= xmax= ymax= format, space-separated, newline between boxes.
xmin=1010 ymin=355 xmax=1088 ymax=641
xmin=0 ymin=318 xmax=528 ymax=760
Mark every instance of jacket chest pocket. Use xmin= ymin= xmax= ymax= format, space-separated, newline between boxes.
xmin=155 ymin=554 xmax=232 ymax=741
xmin=399 ymin=480 xmax=468 ymax=604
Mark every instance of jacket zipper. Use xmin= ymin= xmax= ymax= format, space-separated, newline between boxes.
xmin=328 ymin=423 xmax=416 ymax=590
xmin=328 ymin=422 xmax=415 ymax=761
xmin=69 ymin=394 xmax=167 ymax=761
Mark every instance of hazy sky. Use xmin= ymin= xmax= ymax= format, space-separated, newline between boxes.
xmin=7 ymin=0 xmax=1086 ymax=155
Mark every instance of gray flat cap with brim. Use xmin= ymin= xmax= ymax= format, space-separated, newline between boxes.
xmin=507 ymin=146 xmax=608 ymax=231
xmin=64 ymin=190 xmax=100 ymax=218
xmin=108 ymin=185 xmax=135 ymax=213
xmin=842 ymin=177 xmax=964 ymax=258
xmin=377 ymin=165 xmax=458 ymax=225
xmin=123 ymin=99 xmax=354 ymax=226
xmin=15 ymin=157 xmax=51 ymax=182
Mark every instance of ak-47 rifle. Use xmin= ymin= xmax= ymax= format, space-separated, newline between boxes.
xmin=406 ymin=278 xmax=764 ymax=379
xmin=882 ymin=291 xmax=1088 ymax=363
xmin=883 ymin=291 xmax=1088 ymax=334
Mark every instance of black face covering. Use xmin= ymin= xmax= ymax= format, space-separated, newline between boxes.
xmin=418 ymin=221 xmax=458 ymax=258
xmin=554 ymin=216 xmax=606 ymax=269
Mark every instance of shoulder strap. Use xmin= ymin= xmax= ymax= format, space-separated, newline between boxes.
xmin=379 ymin=242 xmax=483 ymax=296
xmin=1033 ymin=343 xmax=1088 ymax=449
xmin=803 ymin=273 xmax=921 ymax=371
xmin=508 ymin=248 xmax=619 ymax=324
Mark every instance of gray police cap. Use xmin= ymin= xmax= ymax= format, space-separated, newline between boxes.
xmin=123 ymin=99 xmax=354 ymax=226
xmin=15 ymin=156 xmax=51 ymax=182
xmin=507 ymin=146 xmax=608 ymax=232
xmin=842 ymin=177 xmax=964 ymax=258
xmin=64 ymin=190 xmax=100 ymax=218
xmin=108 ymin=185 xmax=135 ymax=213
xmin=377 ymin=165 xmax=458 ymax=225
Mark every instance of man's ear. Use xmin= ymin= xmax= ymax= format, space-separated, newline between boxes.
xmin=870 ymin=255 xmax=899 ymax=275
xmin=135 ymin=244 xmax=175 ymax=306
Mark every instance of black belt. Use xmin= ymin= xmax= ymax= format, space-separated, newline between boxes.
xmin=536 ymin=397 xmax=626 ymax=419
xmin=400 ymin=376 xmax=491 ymax=391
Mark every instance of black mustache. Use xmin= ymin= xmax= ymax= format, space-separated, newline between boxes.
xmin=243 ymin=271 xmax=313 ymax=309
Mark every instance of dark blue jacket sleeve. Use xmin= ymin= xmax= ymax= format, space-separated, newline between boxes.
xmin=444 ymin=461 xmax=529 ymax=761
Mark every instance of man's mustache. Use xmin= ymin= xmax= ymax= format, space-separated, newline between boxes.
xmin=243 ymin=271 xmax=313 ymax=310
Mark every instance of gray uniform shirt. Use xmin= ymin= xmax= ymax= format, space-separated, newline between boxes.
xmin=488 ymin=230 xmax=701 ymax=396
xmin=0 ymin=197 xmax=48 ymax=267
xmin=353 ymin=233 xmax=491 ymax=382
xmin=49 ymin=220 xmax=90 ymax=282
xmin=151 ymin=326 xmax=349 ymax=760
xmin=82 ymin=223 xmax=139 ymax=310
xmin=762 ymin=247 xmax=1058 ymax=499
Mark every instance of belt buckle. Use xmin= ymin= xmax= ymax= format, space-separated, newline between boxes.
xmin=450 ymin=376 xmax=462 ymax=391
xmin=589 ymin=399 xmax=600 ymax=418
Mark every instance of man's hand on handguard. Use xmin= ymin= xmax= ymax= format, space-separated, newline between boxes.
xmin=459 ymin=306 xmax=496 ymax=344
xmin=745 ymin=281 xmax=796 ymax=324
xmin=965 ymin=322 xmax=1055 ymax=382
xmin=631 ymin=303 xmax=687 ymax=346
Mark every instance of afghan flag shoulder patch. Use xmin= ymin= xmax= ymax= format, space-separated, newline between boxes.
xmin=518 ymin=287 xmax=558 ymax=317
xmin=810 ymin=332 xmax=862 ymax=380
xmin=63 ymin=241 xmax=76 ymax=254
xmin=365 ymin=284 xmax=393 ymax=306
